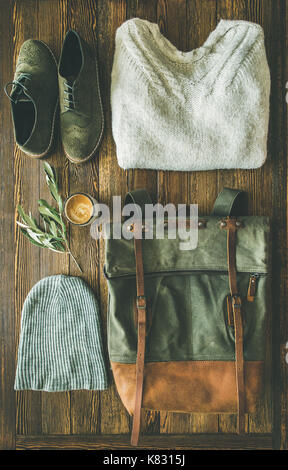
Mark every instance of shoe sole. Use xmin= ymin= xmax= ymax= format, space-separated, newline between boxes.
xmin=18 ymin=40 xmax=59 ymax=159
xmin=63 ymin=57 xmax=105 ymax=164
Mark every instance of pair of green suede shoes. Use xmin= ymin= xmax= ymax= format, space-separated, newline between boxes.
xmin=4 ymin=31 xmax=104 ymax=163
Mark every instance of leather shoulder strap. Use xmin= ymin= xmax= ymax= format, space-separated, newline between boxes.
xmin=126 ymin=193 xmax=150 ymax=446
xmin=221 ymin=217 xmax=245 ymax=434
xmin=212 ymin=188 xmax=247 ymax=217
xmin=130 ymin=233 xmax=146 ymax=447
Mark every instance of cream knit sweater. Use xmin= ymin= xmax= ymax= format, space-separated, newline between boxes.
xmin=111 ymin=18 xmax=270 ymax=172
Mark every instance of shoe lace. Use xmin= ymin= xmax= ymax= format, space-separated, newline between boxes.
xmin=4 ymin=73 xmax=32 ymax=103
xmin=64 ymin=82 xmax=77 ymax=112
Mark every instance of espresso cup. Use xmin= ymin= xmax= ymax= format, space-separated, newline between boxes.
xmin=64 ymin=193 xmax=98 ymax=226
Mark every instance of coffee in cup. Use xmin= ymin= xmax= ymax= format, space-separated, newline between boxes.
xmin=64 ymin=193 xmax=97 ymax=226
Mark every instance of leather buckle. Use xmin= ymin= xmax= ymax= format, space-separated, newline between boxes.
xmin=232 ymin=294 xmax=242 ymax=309
xmin=136 ymin=295 xmax=146 ymax=310
xmin=232 ymin=295 xmax=244 ymax=324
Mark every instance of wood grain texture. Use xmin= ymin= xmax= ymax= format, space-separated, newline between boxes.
xmin=38 ymin=0 xmax=71 ymax=437
xmin=126 ymin=0 xmax=159 ymax=435
xmin=15 ymin=433 xmax=273 ymax=450
xmin=245 ymin=0 xmax=274 ymax=436
xmin=216 ymin=0 xmax=250 ymax=436
xmin=155 ymin=0 xmax=218 ymax=435
xmin=283 ymin=1 xmax=288 ymax=451
xmin=97 ymin=0 xmax=130 ymax=435
xmin=0 ymin=0 xmax=286 ymax=450
xmin=156 ymin=0 xmax=190 ymax=436
xmin=0 ymin=0 xmax=15 ymax=450
xmin=263 ymin=0 xmax=288 ymax=450
xmin=185 ymin=0 xmax=219 ymax=433
xmin=65 ymin=0 xmax=101 ymax=436
xmin=13 ymin=0 xmax=43 ymax=438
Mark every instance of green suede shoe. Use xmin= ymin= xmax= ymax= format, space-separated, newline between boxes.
xmin=58 ymin=30 xmax=104 ymax=164
xmin=4 ymin=39 xmax=58 ymax=158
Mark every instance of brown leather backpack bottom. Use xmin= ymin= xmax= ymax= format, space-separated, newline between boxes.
xmin=111 ymin=360 xmax=263 ymax=415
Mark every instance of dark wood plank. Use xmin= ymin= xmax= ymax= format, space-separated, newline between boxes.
xmin=65 ymin=0 xmax=101 ymax=436
xmin=257 ymin=0 xmax=288 ymax=450
xmin=15 ymin=433 xmax=273 ymax=450
xmin=283 ymin=0 xmax=288 ymax=450
xmin=97 ymin=0 xmax=130 ymax=435
xmin=13 ymin=0 xmax=43 ymax=438
xmin=155 ymin=0 xmax=191 ymax=438
xmin=157 ymin=0 xmax=189 ymax=207
xmin=36 ymin=0 xmax=71 ymax=437
xmin=126 ymin=0 xmax=160 ymax=436
xmin=243 ymin=0 xmax=275 ymax=436
xmin=0 ymin=0 xmax=15 ymax=450
xmin=274 ymin=0 xmax=287 ymax=450
xmin=185 ymin=0 xmax=219 ymax=434
xmin=186 ymin=0 xmax=218 ymax=218
xmin=126 ymin=0 xmax=158 ymax=203
xmin=216 ymin=0 xmax=249 ymax=434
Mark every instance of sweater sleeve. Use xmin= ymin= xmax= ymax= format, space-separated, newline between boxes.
xmin=212 ymin=21 xmax=269 ymax=91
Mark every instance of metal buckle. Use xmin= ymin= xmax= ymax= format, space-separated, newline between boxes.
xmin=136 ymin=296 xmax=146 ymax=309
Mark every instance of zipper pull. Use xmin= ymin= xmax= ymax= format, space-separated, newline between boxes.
xmin=247 ymin=274 xmax=259 ymax=302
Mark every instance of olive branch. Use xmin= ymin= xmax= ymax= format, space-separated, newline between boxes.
xmin=17 ymin=162 xmax=82 ymax=272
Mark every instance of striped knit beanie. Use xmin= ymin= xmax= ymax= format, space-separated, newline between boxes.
xmin=15 ymin=275 xmax=108 ymax=391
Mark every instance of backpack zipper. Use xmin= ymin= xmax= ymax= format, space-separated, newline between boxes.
xmin=247 ymin=273 xmax=259 ymax=302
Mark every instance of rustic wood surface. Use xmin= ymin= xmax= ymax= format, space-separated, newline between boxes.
xmin=0 ymin=0 xmax=287 ymax=450
xmin=15 ymin=433 xmax=274 ymax=450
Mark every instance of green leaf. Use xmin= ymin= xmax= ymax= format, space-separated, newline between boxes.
xmin=52 ymin=240 xmax=66 ymax=252
xmin=17 ymin=165 xmax=81 ymax=271
xmin=62 ymin=222 xmax=67 ymax=235
xmin=42 ymin=217 xmax=47 ymax=232
xmin=38 ymin=203 xmax=62 ymax=225
xmin=38 ymin=208 xmax=61 ymax=225
xmin=16 ymin=220 xmax=29 ymax=229
xmin=43 ymin=163 xmax=64 ymax=212
xmin=28 ymin=211 xmax=39 ymax=230
xmin=44 ymin=163 xmax=59 ymax=197
xmin=38 ymin=199 xmax=55 ymax=210
xmin=26 ymin=228 xmax=51 ymax=244
xmin=17 ymin=204 xmax=30 ymax=225
xmin=26 ymin=230 xmax=41 ymax=244
xmin=21 ymin=228 xmax=44 ymax=248
xmin=40 ymin=236 xmax=65 ymax=252
xmin=43 ymin=162 xmax=56 ymax=181
xmin=47 ymin=179 xmax=60 ymax=203
xmin=57 ymin=196 xmax=63 ymax=212
xmin=38 ymin=199 xmax=61 ymax=218
xmin=49 ymin=220 xmax=58 ymax=237
xmin=17 ymin=205 xmax=41 ymax=232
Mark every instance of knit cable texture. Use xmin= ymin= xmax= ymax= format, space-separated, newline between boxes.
xmin=111 ymin=18 xmax=271 ymax=171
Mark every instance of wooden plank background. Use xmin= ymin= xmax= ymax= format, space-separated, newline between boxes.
xmin=0 ymin=0 xmax=287 ymax=450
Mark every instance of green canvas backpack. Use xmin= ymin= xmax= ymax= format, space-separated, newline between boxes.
xmin=104 ymin=188 xmax=270 ymax=446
